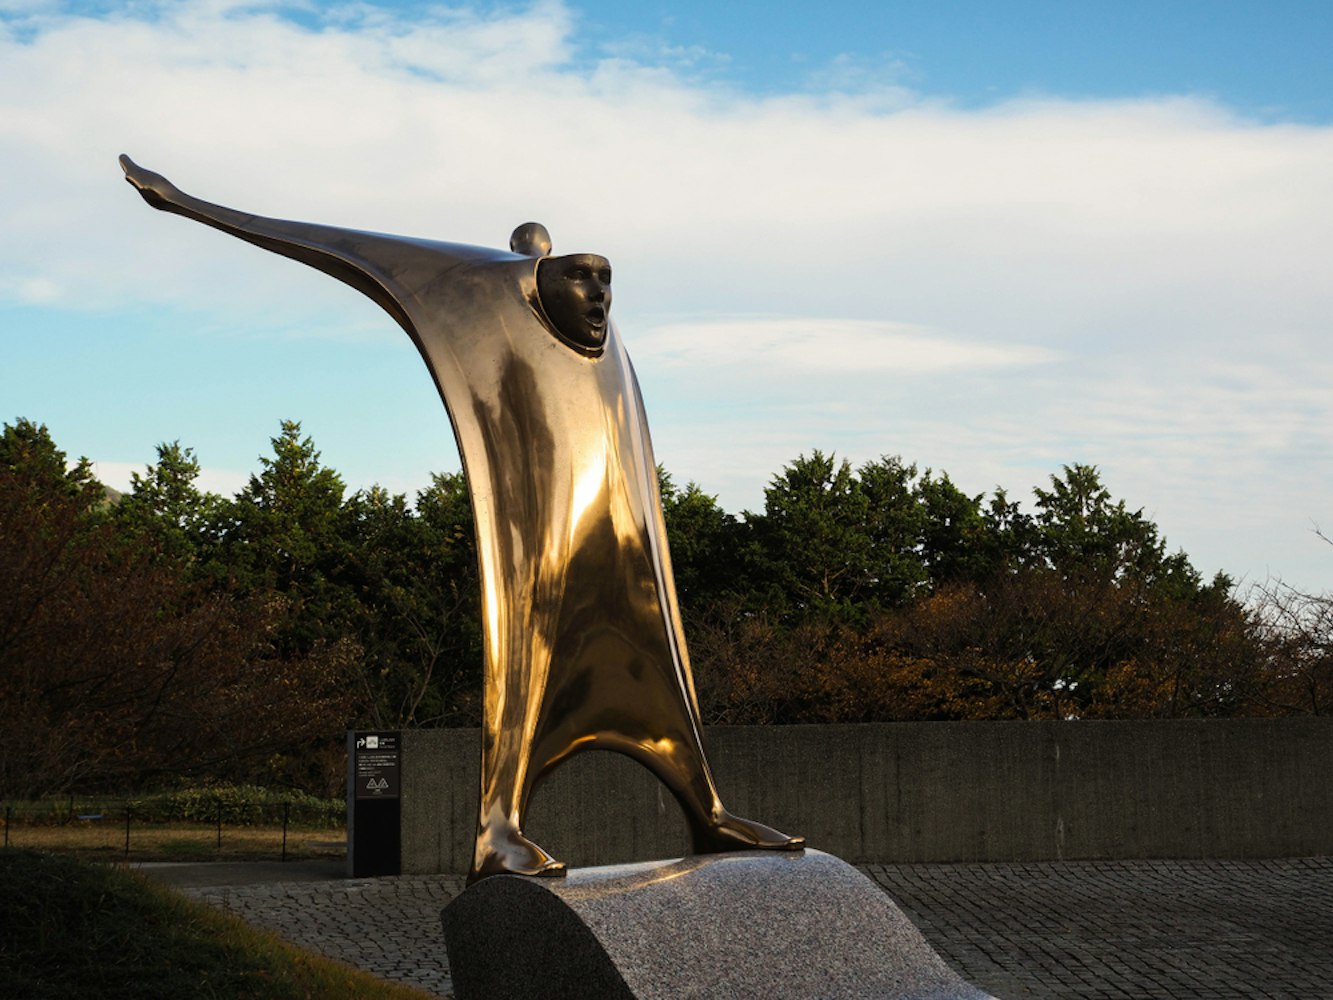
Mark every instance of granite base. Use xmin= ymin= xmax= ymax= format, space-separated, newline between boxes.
xmin=441 ymin=849 xmax=998 ymax=999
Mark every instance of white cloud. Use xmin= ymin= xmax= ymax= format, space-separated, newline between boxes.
xmin=4 ymin=2 xmax=1331 ymax=346
xmin=3 ymin=1 xmax=1333 ymax=593
xmin=632 ymin=318 xmax=1057 ymax=373
xmin=87 ymin=459 xmax=248 ymax=499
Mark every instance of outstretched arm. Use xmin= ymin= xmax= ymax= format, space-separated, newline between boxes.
xmin=121 ymin=154 xmax=277 ymax=237
xmin=119 ymin=153 xmax=414 ymax=333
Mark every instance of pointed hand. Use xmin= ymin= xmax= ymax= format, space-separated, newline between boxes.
xmin=119 ymin=154 xmax=182 ymax=210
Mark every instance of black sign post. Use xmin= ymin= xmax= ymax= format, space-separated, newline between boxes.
xmin=347 ymin=730 xmax=402 ymax=877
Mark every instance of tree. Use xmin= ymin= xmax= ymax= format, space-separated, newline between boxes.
xmin=114 ymin=441 xmax=222 ymax=565
xmin=658 ymin=469 xmax=748 ymax=611
xmin=218 ymin=420 xmax=352 ymax=658
xmin=339 ymin=474 xmax=484 ymax=728
xmin=857 ymin=455 xmax=929 ymax=605
xmin=0 ymin=418 xmax=96 ymax=493
xmin=1086 ymin=572 xmax=1267 ymax=719
xmin=914 ymin=471 xmax=992 ymax=586
xmin=6 ymin=412 xmax=1301 ymax=757
xmin=0 ymin=420 xmax=105 ymax=694
xmin=227 ymin=421 xmax=346 ymax=587
xmin=1252 ymin=577 xmax=1333 ymax=716
xmin=0 ymin=419 xmax=357 ymax=797
xmin=981 ymin=488 xmax=1039 ymax=574
xmin=752 ymin=452 xmax=877 ymax=619
xmin=1032 ymin=464 xmax=1166 ymax=583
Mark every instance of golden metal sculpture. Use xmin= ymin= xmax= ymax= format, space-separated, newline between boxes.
xmin=120 ymin=155 xmax=803 ymax=882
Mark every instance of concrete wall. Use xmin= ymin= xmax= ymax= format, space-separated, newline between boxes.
xmin=400 ymin=720 xmax=1332 ymax=874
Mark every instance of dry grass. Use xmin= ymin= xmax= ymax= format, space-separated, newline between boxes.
xmin=2 ymin=820 xmax=346 ymax=861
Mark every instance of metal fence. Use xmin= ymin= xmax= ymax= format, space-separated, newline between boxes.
xmin=1 ymin=796 xmax=346 ymax=861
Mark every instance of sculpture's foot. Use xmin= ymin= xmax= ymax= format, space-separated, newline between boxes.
xmin=693 ymin=810 xmax=805 ymax=855
xmin=469 ymin=830 xmax=567 ymax=885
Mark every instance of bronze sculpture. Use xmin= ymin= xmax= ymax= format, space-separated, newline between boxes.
xmin=120 ymin=155 xmax=802 ymax=882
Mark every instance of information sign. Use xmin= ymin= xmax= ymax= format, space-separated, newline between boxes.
xmin=353 ymin=731 xmax=401 ymax=800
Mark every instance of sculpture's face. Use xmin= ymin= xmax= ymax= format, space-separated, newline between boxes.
xmin=537 ymin=253 xmax=612 ymax=351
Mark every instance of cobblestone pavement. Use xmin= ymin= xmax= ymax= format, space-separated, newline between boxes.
xmin=153 ymin=857 xmax=1333 ymax=999
xmin=867 ymin=858 xmax=1333 ymax=1000
xmin=165 ymin=866 xmax=466 ymax=998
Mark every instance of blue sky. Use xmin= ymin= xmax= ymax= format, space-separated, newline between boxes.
xmin=570 ymin=1 xmax=1333 ymax=120
xmin=3 ymin=0 xmax=1333 ymax=595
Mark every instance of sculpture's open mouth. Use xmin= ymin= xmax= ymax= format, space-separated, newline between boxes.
xmin=586 ymin=306 xmax=606 ymax=327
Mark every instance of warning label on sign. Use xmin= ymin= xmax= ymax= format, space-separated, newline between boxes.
xmin=353 ymin=731 xmax=400 ymax=799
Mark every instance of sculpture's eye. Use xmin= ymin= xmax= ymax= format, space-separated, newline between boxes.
xmin=570 ymin=267 xmax=590 ymax=281
xmin=599 ymin=268 xmax=611 ymax=284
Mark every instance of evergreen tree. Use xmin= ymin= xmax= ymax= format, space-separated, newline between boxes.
xmin=340 ymin=474 xmax=483 ymax=728
xmin=913 ymin=471 xmax=991 ymax=586
xmin=0 ymin=418 xmax=100 ymax=503
xmin=221 ymin=420 xmax=351 ymax=654
xmin=658 ymin=468 xmax=747 ymax=610
xmin=1032 ymin=464 xmax=1166 ymax=583
xmin=229 ymin=420 xmax=346 ymax=588
xmin=755 ymin=451 xmax=873 ymax=619
xmin=857 ymin=455 xmax=928 ymax=606
xmin=115 ymin=441 xmax=222 ymax=565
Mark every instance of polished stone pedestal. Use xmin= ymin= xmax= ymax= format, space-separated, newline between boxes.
xmin=441 ymin=849 xmax=998 ymax=1000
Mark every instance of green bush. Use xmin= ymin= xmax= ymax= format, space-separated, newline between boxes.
xmin=133 ymin=785 xmax=343 ymax=826
xmin=4 ymin=785 xmax=343 ymax=827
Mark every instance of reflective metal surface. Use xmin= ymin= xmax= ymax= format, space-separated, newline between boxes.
xmin=121 ymin=155 xmax=803 ymax=882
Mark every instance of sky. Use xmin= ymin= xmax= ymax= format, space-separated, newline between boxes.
xmin=2 ymin=0 xmax=1332 ymax=596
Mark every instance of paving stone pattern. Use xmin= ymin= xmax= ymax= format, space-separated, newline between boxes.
xmin=866 ymin=858 xmax=1333 ymax=1000
xmin=182 ymin=873 xmax=467 ymax=998
xmin=178 ymin=858 xmax=1333 ymax=999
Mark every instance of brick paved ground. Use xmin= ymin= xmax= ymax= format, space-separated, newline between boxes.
xmin=166 ymin=867 xmax=466 ymax=998
xmin=152 ymin=857 xmax=1333 ymax=999
xmin=866 ymin=859 xmax=1333 ymax=1000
